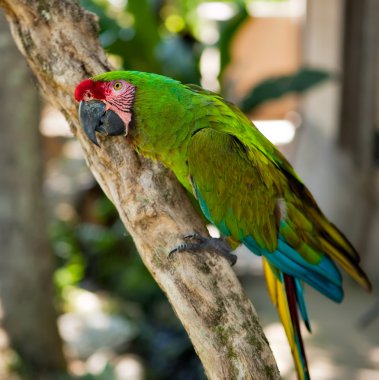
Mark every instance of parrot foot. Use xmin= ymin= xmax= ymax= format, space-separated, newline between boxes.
xmin=169 ymin=233 xmax=237 ymax=266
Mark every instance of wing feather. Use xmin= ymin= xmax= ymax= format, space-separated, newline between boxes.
xmin=188 ymin=128 xmax=281 ymax=252
xmin=185 ymin=90 xmax=371 ymax=380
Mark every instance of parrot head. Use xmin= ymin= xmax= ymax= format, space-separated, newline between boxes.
xmin=74 ymin=75 xmax=136 ymax=146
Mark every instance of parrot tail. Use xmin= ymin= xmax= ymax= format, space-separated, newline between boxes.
xmin=263 ymin=258 xmax=311 ymax=380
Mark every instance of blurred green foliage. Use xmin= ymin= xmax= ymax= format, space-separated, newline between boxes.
xmin=79 ymin=0 xmax=328 ymax=109
xmin=239 ymin=68 xmax=330 ymax=112
xmin=80 ymin=0 xmax=201 ymax=83
xmin=218 ymin=1 xmax=248 ymax=78
xmin=51 ymin=1 xmax=329 ymax=379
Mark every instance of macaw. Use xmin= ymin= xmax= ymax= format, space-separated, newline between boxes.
xmin=75 ymin=71 xmax=372 ymax=380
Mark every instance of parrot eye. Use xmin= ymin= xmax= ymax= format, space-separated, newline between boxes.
xmin=112 ymin=81 xmax=124 ymax=92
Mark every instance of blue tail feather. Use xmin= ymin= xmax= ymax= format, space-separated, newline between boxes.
xmin=295 ymin=279 xmax=312 ymax=332
xmin=243 ymin=234 xmax=344 ymax=303
xmin=277 ymin=237 xmax=342 ymax=287
xmin=243 ymin=235 xmax=264 ymax=255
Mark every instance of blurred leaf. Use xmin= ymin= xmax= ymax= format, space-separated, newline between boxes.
xmin=80 ymin=0 xmax=162 ymax=73
xmin=77 ymin=223 xmax=119 ymax=252
xmin=157 ymin=35 xmax=200 ymax=83
xmin=54 ymin=259 xmax=85 ymax=289
xmin=126 ymin=0 xmax=161 ymax=72
xmin=93 ymin=196 xmax=119 ymax=222
xmin=218 ymin=1 xmax=249 ymax=78
xmin=50 ymin=221 xmax=86 ymax=290
xmin=239 ymin=67 xmax=330 ymax=113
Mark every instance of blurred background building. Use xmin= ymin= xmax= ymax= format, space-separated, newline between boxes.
xmin=0 ymin=0 xmax=378 ymax=379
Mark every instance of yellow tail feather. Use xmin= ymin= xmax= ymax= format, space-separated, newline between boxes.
xmin=263 ymin=258 xmax=310 ymax=380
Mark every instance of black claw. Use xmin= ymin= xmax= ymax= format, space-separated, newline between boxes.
xmin=183 ymin=233 xmax=204 ymax=242
xmin=168 ymin=242 xmax=201 ymax=259
xmin=169 ymin=233 xmax=237 ymax=266
xmin=168 ymin=244 xmax=187 ymax=258
xmin=228 ymin=254 xmax=238 ymax=267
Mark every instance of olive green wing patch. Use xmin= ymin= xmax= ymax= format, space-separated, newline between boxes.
xmin=187 ymin=128 xmax=283 ymax=252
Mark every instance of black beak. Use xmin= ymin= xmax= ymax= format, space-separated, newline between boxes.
xmin=78 ymin=100 xmax=126 ymax=147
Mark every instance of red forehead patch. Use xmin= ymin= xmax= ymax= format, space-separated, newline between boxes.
xmin=74 ymin=79 xmax=106 ymax=102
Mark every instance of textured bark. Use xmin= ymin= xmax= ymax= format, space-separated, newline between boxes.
xmin=0 ymin=11 xmax=66 ymax=378
xmin=0 ymin=1 xmax=280 ymax=379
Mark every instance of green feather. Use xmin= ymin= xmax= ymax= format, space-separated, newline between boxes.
xmin=91 ymin=70 xmax=372 ymax=380
xmin=93 ymin=70 xmax=370 ymax=290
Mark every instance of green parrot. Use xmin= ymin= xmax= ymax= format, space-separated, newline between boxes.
xmin=75 ymin=71 xmax=372 ymax=380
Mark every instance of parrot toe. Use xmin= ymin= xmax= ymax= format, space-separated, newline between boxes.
xmin=168 ymin=233 xmax=237 ymax=266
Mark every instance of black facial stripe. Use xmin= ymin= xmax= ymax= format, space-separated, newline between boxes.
xmin=107 ymin=84 xmax=136 ymax=113
xmin=108 ymin=99 xmax=131 ymax=112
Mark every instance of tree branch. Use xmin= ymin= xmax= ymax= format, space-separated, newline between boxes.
xmin=0 ymin=1 xmax=280 ymax=379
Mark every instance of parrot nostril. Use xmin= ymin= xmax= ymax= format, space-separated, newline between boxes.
xmin=84 ymin=91 xmax=93 ymax=101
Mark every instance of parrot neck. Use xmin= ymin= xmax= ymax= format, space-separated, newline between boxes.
xmin=127 ymin=80 xmax=205 ymax=192
xmin=130 ymin=120 xmax=194 ymax=192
